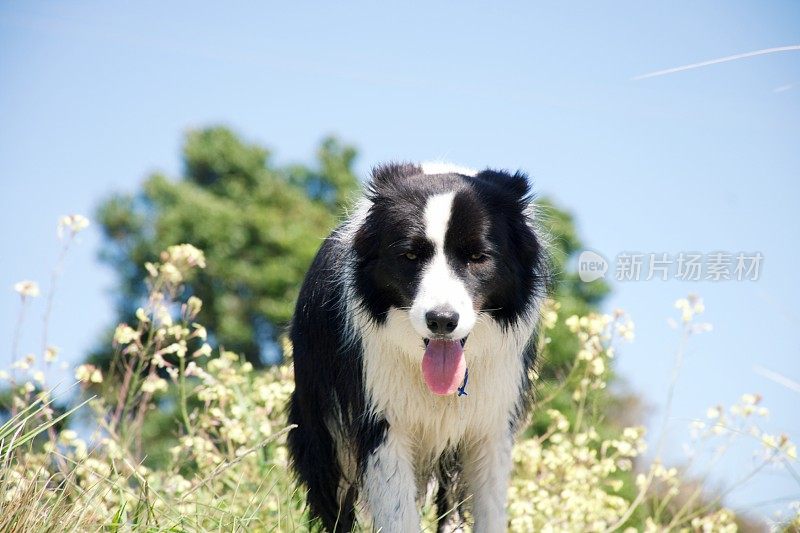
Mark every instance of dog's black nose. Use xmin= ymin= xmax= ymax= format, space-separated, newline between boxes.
xmin=425 ymin=307 xmax=459 ymax=334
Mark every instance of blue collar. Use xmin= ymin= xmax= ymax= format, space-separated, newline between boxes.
xmin=457 ymin=367 xmax=469 ymax=397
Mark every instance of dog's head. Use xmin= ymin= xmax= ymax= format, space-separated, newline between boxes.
xmin=352 ymin=162 xmax=545 ymax=394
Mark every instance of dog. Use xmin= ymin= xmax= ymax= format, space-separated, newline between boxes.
xmin=287 ymin=162 xmax=547 ymax=532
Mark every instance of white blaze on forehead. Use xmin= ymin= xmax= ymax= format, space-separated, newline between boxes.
xmin=424 ymin=192 xmax=456 ymax=248
xmin=409 ymin=191 xmax=476 ymax=340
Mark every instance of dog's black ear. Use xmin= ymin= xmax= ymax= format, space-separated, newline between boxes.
xmin=474 ymin=169 xmax=532 ymax=199
xmin=368 ymin=163 xmax=422 ymax=194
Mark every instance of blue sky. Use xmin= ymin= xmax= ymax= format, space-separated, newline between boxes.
xmin=1 ymin=1 xmax=798 ymax=523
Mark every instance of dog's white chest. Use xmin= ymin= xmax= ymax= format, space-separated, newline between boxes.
xmin=358 ymin=308 xmax=533 ymax=462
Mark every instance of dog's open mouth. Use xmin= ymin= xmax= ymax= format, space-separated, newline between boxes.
xmin=421 ymin=337 xmax=467 ymax=396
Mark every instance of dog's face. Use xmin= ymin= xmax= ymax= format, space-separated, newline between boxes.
xmin=353 ymin=164 xmax=543 ymax=344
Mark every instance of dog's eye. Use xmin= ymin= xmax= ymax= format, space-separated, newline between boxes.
xmin=404 ymin=252 xmax=418 ymax=261
xmin=469 ymin=252 xmax=489 ymax=263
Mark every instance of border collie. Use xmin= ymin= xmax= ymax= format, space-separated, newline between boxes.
xmin=288 ymin=162 xmax=546 ymax=532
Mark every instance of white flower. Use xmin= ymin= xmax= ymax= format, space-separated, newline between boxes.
xmin=141 ymin=375 xmax=168 ymax=394
xmin=590 ymin=357 xmax=605 ymax=376
xmin=44 ymin=346 xmax=58 ymax=363
xmin=135 ymin=307 xmax=150 ymax=323
xmin=193 ymin=343 xmax=212 ymax=358
xmin=75 ymin=364 xmax=103 ymax=384
xmin=113 ymin=324 xmax=139 ymax=345
xmin=57 ymin=214 xmax=90 ymax=238
xmin=157 ymin=244 xmax=206 ymax=284
xmin=59 ymin=429 xmax=78 ymax=443
xmin=13 ymin=280 xmax=40 ymax=298
xmin=186 ymin=296 xmax=203 ymax=318
xmin=741 ymin=393 xmax=761 ymax=405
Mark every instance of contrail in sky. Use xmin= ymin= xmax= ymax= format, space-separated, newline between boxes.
xmin=633 ymin=45 xmax=800 ymax=80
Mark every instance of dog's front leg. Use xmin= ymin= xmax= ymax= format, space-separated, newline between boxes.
xmin=362 ymin=429 xmax=419 ymax=532
xmin=463 ymin=432 xmax=513 ymax=533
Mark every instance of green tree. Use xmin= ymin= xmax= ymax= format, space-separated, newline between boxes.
xmin=93 ymin=126 xmax=611 ymax=378
xmin=530 ymin=199 xmax=613 ymax=434
xmin=94 ymin=127 xmax=359 ymax=366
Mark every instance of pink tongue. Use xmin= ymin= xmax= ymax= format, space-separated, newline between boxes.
xmin=422 ymin=339 xmax=466 ymax=396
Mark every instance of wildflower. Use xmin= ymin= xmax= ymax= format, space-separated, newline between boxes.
xmin=590 ymin=357 xmax=605 ymax=376
xmin=57 ymin=214 xmax=90 ymax=238
xmin=44 ymin=346 xmax=58 ymax=362
xmin=113 ymin=323 xmax=139 ymax=345
xmin=675 ymin=294 xmax=705 ymax=323
xmin=786 ymin=443 xmax=798 ymax=460
xmin=186 ymin=296 xmax=203 ymax=318
xmin=155 ymin=305 xmax=173 ymax=327
xmin=13 ymin=280 xmax=40 ymax=298
xmin=565 ymin=315 xmax=580 ymax=332
xmin=162 ymin=341 xmax=187 ymax=358
xmin=192 ymin=324 xmax=208 ymax=341
xmin=616 ymin=321 xmax=635 ymax=341
xmin=59 ymin=429 xmax=78 ymax=443
xmin=12 ymin=356 xmax=31 ymax=370
xmin=135 ymin=307 xmax=150 ymax=323
xmin=75 ymin=364 xmax=103 ymax=384
xmin=163 ymin=474 xmax=192 ymax=494
xmin=144 ymin=262 xmax=159 ymax=278
xmin=32 ymin=371 xmax=45 ymax=384
xmin=622 ymin=427 xmax=642 ymax=440
xmin=741 ymin=393 xmax=761 ymax=405
xmin=193 ymin=342 xmax=212 ymax=358
xmin=141 ymin=375 xmax=168 ymax=393
xmin=158 ymin=244 xmax=206 ymax=284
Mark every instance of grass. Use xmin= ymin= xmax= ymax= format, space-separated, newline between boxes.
xmin=2 ymin=221 xmax=798 ymax=532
